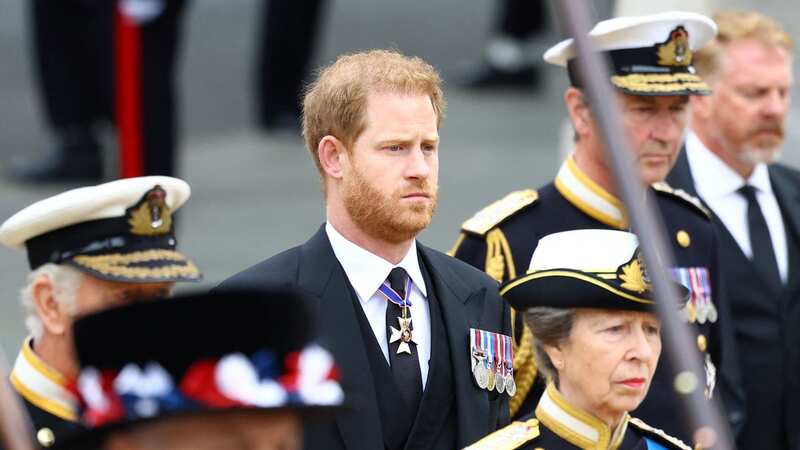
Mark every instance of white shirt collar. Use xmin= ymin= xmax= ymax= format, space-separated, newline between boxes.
xmin=685 ymin=131 xmax=773 ymax=199
xmin=325 ymin=222 xmax=427 ymax=303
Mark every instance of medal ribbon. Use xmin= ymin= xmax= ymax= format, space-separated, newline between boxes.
xmin=505 ymin=335 xmax=513 ymax=375
xmin=696 ymin=268 xmax=711 ymax=307
xmin=689 ymin=268 xmax=702 ymax=307
xmin=671 ymin=267 xmax=695 ymax=306
xmin=378 ymin=276 xmax=413 ymax=308
xmin=495 ymin=332 xmax=502 ymax=373
xmin=481 ymin=331 xmax=490 ymax=371
xmin=486 ymin=331 xmax=495 ymax=371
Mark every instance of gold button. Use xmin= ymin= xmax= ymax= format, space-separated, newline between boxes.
xmin=37 ymin=428 xmax=55 ymax=447
xmin=676 ymin=230 xmax=691 ymax=248
xmin=697 ymin=334 xmax=708 ymax=352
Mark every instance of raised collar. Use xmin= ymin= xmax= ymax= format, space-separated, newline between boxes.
xmin=325 ymin=221 xmax=427 ymax=303
xmin=536 ymin=383 xmax=629 ymax=450
xmin=9 ymin=337 xmax=78 ymax=422
xmin=685 ymin=130 xmax=773 ymax=200
xmin=554 ymin=155 xmax=628 ymax=229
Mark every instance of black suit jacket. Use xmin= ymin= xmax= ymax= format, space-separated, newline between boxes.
xmin=668 ymin=149 xmax=800 ymax=449
xmin=215 ymin=225 xmax=511 ymax=450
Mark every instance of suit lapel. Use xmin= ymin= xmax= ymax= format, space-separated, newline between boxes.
xmin=298 ymin=227 xmax=384 ymax=450
xmin=769 ymin=166 xmax=800 ymax=287
xmin=403 ymin=259 xmax=454 ymax=450
xmin=769 ymin=167 xmax=800 ymax=252
xmin=417 ymin=245 xmax=489 ymax=448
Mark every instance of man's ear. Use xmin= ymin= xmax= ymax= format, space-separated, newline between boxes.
xmin=31 ymin=275 xmax=72 ymax=336
xmin=318 ymin=136 xmax=348 ymax=180
xmin=564 ymin=87 xmax=593 ymax=140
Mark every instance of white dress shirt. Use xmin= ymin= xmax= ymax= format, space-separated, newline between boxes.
xmin=325 ymin=222 xmax=431 ymax=388
xmin=686 ymin=131 xmax=788 ymax=283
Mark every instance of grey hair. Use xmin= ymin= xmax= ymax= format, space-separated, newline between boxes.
xmin=19 ymin=264 xmax=83 ymax=339
xmin=523 ymin=307 xmax=576 ymax=386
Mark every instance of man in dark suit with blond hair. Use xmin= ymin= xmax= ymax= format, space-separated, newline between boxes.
xmin=667 ymin=11 xmax=799 ymax=449
xmin=218 ymin=49 xmax=511 ymax=450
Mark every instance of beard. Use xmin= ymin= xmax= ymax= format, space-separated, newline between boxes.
xmin=342 ymin=164 xmax=438 ymax=244
xmin=735 ymin=120 xmax=785 ymax=165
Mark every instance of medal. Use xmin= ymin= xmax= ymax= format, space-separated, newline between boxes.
xmin=671 ymin=267 xmax=716 ymax=324
xmin=470 ymin=329 xmax=515 ymax=393
xmin=689 ymin=266 xmax=707 ymax=323
xmin=504 ymin=334 xmax=516 ymax=397
xmin=471 ymin=329 xmax=487 ymax=389
xmin=495 ymin=332 xmax=505 ymax=393
xmin=473 ymin=363 xmax=489 ymax=389
xmin=707 ymin=303 xmax=718 ymax=323
xmin=487 ymin=368 xmax=496 ymax=391
xmin=496 ymin=373 xmax=506 ymax=393
xmin=389 ymin=316 xmax=416 ymax=355
xmin=506 ymin=376 xmax=517 ymax=397
xmin=484 ymin=330 xmax=495 ymax=391
xmin=696 ymin=303 xmax=708 ymax=324
xmin=381 ymin=277 xmax=416 ymax=355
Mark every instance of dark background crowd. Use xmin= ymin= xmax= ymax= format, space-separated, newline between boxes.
xmin=0 ymin=0 xmax=798 ymax=356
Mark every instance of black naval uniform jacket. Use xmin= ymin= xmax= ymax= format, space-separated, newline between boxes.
xmin=451 ymin=157 xmax=726 ymax=445
xmin=465 ymin=384 xmax=692 ymax=450
xmin=668 ymin=149 xmax=800 ymax=449
xmin=215 ymin=225 xmax=511 ymax=450
xmin=9 ymin=338 xmax=82 ymax=449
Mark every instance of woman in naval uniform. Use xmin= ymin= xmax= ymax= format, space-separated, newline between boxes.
xmin=466 ymin=229 xmax=693 ymax=450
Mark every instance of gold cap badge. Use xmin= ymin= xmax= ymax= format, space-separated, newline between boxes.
xmin=127 ymin=185 xmax=173 ymax=236
xmin=619 ymin=251 xmax=652 ymax=294
xmin=658 ymin=26 xmax=692 ymax=67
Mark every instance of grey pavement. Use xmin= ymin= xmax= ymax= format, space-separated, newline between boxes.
xmin=1 ymin=0 xmax=799 ymax=356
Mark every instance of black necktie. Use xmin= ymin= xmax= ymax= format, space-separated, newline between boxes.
xmin=385 ymin=267 xmax=423 ymax=420
xmin=739 ymin=185 xmax=782 ymax=290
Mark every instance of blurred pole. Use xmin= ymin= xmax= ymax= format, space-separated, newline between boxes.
xmin=0 ymin=348 xmax=35 ymax=450
xmin=549 ymin=1 xmax=733 ymax=449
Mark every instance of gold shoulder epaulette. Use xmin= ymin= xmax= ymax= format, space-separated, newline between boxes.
xmin=461 ymin=190 xmax=538 ymax=236
xmin=463 ymin=418 xmax=540 ymax=450
xmin=629 ymin=417 xmax=692 ymax=450
xmin=651 ymin=182 xmax=710 ymax=219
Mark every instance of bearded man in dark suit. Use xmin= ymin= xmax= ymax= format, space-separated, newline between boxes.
xmin=666 ymin=11 xmax=799 ymax=450
xmin=216 ymin=49 xmax=511 ymax=450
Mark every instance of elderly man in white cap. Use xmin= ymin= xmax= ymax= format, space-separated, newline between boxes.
xmin=0 ymin=176 xmax=201 ymax=448
xmin=451 ymin=11 xmax=737 ymax=445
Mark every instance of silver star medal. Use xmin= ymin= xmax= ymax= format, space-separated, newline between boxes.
xmin=389 ymin=316 xmax=416 ymax=355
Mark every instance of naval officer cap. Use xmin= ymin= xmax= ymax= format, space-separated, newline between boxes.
xmin=501 ymin=229 xmax=688 ymax=311
xmin=0 ymin=176 xmax=201 ymax=283
xmin=544 ymin=11 xmax=717 ymax=96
